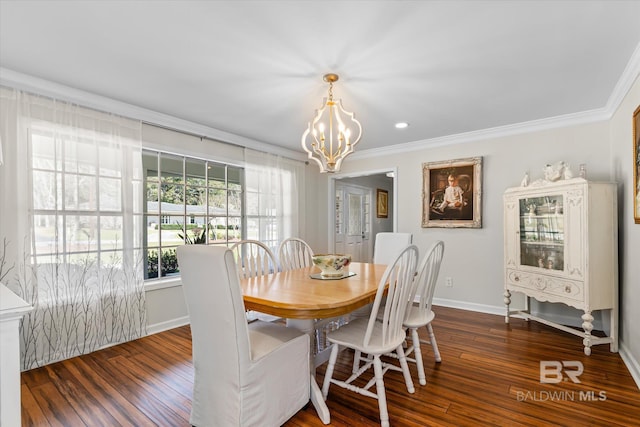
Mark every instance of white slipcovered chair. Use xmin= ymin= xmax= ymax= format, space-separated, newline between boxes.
xmin=322 ymin=245 xmax=420 ymax=427
xmin=373 ymin=232 xmax=413 ymax=264
xmin=403 ymin=240 xmax=445 ymax=385
xmin=277 ymin=237 xmax=314 ymax=271
xmin=177 ymin=245 xmax=310 ymax=427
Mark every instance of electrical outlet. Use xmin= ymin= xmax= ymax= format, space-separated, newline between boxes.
xmin=445 ymin=277 xmax=453 ymax=287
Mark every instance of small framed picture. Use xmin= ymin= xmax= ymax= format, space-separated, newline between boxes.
xmin=422 ymin=156 xmax=482 ymax=228
xmin=634 ymin=105 xmax=640 ymax=224
xmin=376 ymin=189 xmax=388 ymax=218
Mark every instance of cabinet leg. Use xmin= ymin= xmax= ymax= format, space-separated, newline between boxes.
xmin=504 ymin=290 xmax=511 ymax=324
xmin=581 ymin=311 xmax=594 ymax=356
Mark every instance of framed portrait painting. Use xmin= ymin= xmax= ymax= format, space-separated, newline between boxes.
xmin=376 ymin=188 xmax=388 ymax=218
xmin=422 ymin=156 xmax=482 ymax=228
xmin=634 ymin=105 xmax=640 ymax=224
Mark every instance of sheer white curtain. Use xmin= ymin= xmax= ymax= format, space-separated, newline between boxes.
xmin=0 ymin=87 xmax=146 ymax=369
xmin=244 ymin=148 xmax=305 ymax=252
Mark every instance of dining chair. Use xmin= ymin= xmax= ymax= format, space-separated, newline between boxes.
xmin=322 ymin=245 xmax=420 ymax=427
xmin=177 ymin=245 xmax=310 ymax=427
xmin=349 ymin=232 xmax=414 ymax=370
xmin=278 ymin=237 xmax=314 ymax=271
xmin=373 ymin=232 xmax=413 ymax=264
xmin=277 ymin=237 xmax=342 ymax=353
xmin=230 ymin=239 xmax=278 ymax=278
xmin=395 ymin=240 xmax=445 ymax=385
xmin=230 ymin=239 xmax=281 ymax=322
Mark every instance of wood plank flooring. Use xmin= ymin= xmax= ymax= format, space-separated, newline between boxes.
xmin=21 ymin=306 xmax=640 ymax=426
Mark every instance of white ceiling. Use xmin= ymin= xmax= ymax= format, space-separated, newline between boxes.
xmin=1 ymin=1 xmax=640 ymax=157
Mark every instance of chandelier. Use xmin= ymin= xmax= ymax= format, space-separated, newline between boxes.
xmin=301 ymin=73 xmax=362 ymax=173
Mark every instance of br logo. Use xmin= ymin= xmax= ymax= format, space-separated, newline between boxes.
xmin=540 ymin=361 xmax=583 ymax=384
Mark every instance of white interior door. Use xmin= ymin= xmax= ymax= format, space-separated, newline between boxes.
xmin=334 ymin=184 xmax=371 ymax=262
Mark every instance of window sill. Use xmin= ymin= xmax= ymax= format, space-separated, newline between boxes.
xmin=144 ymin=277 xmax=182 ymax=292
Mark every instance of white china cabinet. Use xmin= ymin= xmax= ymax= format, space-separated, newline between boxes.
xmin=503 ymin=178 xmax=618 ymax=355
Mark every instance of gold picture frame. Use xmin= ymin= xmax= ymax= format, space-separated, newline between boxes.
xmin=422 ymin=156 xmax=482 ymax=228
xmin=376 ymin=188 xmax=388 ymax=218
xmin=634 ymin=105 xmax=640 ymax=224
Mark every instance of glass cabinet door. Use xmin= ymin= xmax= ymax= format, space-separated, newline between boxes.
xmin=518 ymin=195 xmax=564 ymax=271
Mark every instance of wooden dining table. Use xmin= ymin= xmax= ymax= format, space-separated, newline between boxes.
xmin=240 ymin=261 xmax=388 ymax=425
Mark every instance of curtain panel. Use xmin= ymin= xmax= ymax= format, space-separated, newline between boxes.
xmin=244 ymin=148 xmax=306 ymax=252
xmin=0 ymin=87 xmax=147 ymax=370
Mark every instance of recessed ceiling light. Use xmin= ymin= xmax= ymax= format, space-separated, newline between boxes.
xmin=395 ymin=122 xmax=409 ymax=129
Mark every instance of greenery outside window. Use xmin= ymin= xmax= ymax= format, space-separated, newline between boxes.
xmin=143 ymin=150 xmax=243 ymax=280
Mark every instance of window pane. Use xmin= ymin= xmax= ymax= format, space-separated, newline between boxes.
xmin=186 ymin=185 xmax=206 ymax=210
xmin=161 ymin=183 xmax=184 ymax=205
xmin=146 ymin=248 xmax=159 ymax=279
xmin=31 ymin=133 xmax=58 ymax=170
xmin=33 ymin=170 xmax=59 ymax=210
xmin=186 ymin=158 xmax=206 ymax=187
xmin=228 ymin=217 xmax=242 ymax=241
xmin=210 ymin=217 xmax=227 ymax=242
xmin=229 ymin=190 xmax=242 ymax=215
xmin=143 ymin=151 xmax=159 ymax=182
xmin=208 ymin=164 xmax=226 ymax=187
xmin=33 ymin=214 xmax=62 ymax=255
xmin=101 ymin=250 xmax=124 ymax=269
xmin=208 ymin=188 xmax=227 ymax=212
xmin=228 ymin=167 xmax=242 ymax=190
xmin=100 ymin=177 xmax=122 ymax=211
xmin=145 ymin=215 xmax=160 ymax=247
xmin=66 ymin=215 xmax=98 ymax=253
xmin=65 ymin=138 xmax=96 ymax=175
xmin=161 ymin=217 xmax=184 ymax=246
xmin=65 ymin=174 xmax=97 ymax=210
xmin=245 ymin=191 xmax=259 ymax=216
xmin=160 ymin=153 xmax=183 ymax=184
xmin=161 ymin=247 xmax=180 ymax=276
xmin=99 ymin=145 xmax=122 ymax=177
xmin=100 ymin=216 xmax=123 ymax=251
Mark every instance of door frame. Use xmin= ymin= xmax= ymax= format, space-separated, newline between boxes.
xmin=328 ymin=167 xmax=399 ymax=254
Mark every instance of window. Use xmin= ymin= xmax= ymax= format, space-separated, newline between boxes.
xmin=142 ymin=150 xmax=244 ymax=280
xmin=30 ymin=126 xmax=142 ymax=273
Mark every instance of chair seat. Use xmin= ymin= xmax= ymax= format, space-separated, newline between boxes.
xmin=249 ymin=320 xmax=310 ymax=360
xmin=403 ymin=308 xmax=435 ymax=329
xmin=327 ymin=317 xmax=407 ymax=355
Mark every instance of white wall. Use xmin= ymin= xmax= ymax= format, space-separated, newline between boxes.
xmin=316 ymin=121 xmax=611 ymax=308
xmin=610 ymin=75 xmax=640 ymax=381
xmin=300 ymin=82 xmax=639 ymax=383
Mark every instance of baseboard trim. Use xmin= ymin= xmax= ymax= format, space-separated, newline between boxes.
xmin=146 ymin=316 xmax=190 ymax=336
xmin=619 ymin=344 xmax=640 ymax=390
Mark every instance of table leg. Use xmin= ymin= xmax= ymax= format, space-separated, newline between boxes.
xmin=286 ymin=318 xmax=330 ymax=425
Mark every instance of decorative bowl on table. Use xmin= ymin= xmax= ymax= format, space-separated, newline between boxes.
xmin=312 ymin=254 xmax=352 ymax=277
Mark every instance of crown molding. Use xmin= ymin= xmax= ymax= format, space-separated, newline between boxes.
xmin=0 ymin=67 xmax=307 ymax=162
xmin=351 ymin=108 xmax=610 ymax=160
xmin=352 ymin=40 xmax=640 ymax=161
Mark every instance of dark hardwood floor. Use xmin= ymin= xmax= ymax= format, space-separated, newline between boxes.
xmin=21 ymin=306 xmax=640 ymax=426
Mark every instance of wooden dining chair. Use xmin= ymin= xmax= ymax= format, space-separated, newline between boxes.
xmin=278 ymin=237 xmax=314 ymax=271
xmin=177 ymin=245 xmax=310 ymax=426
xmin=402 ymin=240 xmax=445 ymax=385
xmin=350 ymin=232 xmax=414 ymax=372
xmin=230 ymin=239 xmax=281 ymax=322
xmin=230 ymin=239 xmax=278 ymax=278
xmin=322 ymin=245 xmax=420 ymax=427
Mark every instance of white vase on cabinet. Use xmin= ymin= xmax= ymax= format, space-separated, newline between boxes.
xmin=503 ymin=178 xmax=618 ymax=355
